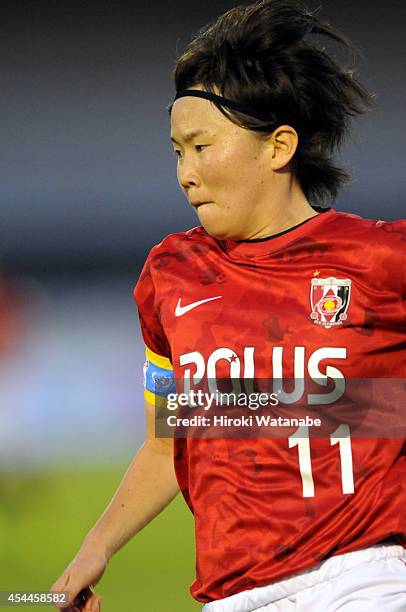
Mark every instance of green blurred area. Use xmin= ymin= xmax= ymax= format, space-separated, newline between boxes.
xmin=0 ymin=468 xmax=201 ymax=611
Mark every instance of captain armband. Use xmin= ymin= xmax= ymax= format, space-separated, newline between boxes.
xmin=143 ymin=346 xmax=175 ymax=407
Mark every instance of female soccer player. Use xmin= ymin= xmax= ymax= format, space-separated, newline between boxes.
xmin=52 ymin=1 xmax=405 ymax=610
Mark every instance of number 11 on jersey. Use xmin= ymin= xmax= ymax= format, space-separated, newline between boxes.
xmin=289 ymin=424 xmax=355 ymax=497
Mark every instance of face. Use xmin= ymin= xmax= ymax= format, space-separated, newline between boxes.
xmin=170 ymin=91 xmax=276 ymax=240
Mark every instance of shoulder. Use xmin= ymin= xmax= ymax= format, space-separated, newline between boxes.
xmin=326 ymin=211 xmax=405 ymax=295
xmin=327 ymin=210 xmax=405 ymax=252
xmin=145 ymin=225 xmax=216 ymax=268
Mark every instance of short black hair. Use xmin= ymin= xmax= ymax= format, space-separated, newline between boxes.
xmin=172 ymin=0 xmax=375 ymax=205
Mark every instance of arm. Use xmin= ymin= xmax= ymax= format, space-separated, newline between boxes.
xmin=82 ymin=401 xmax=179 ymax=560
xmin=51 ymin=400 xmax=179 ymax=610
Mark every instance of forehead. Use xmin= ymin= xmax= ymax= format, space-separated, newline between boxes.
xmin=170 ymin=95 xmax=236 ymax=141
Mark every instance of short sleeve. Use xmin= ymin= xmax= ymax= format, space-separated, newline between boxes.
xmin=376 ymin=219 xmax=406 ymax=317
xmin=134 ymin=253 xmax=174 ymax=406
xmin=134 ymin=253 xmax=172 ymax=361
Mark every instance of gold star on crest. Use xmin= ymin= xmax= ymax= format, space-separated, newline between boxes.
xmin=313 ymin=270 xmax=320 ymax=277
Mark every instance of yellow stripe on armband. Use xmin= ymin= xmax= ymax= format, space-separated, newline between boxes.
xmin=144 ymin=388 xmax=169 ymax=408
xmin=145 ymin=346 xmax=173 ymax=370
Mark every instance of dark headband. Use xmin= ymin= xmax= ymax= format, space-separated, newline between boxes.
xmin=170 ymin=89 xmax=292 ymax=127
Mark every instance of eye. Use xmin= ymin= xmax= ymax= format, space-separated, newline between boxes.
xmin=172 ymin=145 xmax=206 ymax=159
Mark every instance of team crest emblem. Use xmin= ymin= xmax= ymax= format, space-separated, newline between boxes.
xmin=310 ymin=276 xmax=351 ymax=328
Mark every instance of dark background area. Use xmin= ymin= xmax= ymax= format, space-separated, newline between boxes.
xmin=1 ymin=0 xmax=405 ymax=274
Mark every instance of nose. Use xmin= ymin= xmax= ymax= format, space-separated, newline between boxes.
xmin=177 ymin=154 xmax=200 ymax=190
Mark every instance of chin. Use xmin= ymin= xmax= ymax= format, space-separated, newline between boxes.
xmin=198 ymin=218 xmax=229 ymax=240
xmin=203 ymin=227 xmax=229 ymax=240
xmin=200 ymin=222 xmax=242 ymax=241
xmin=197 ymin=208 xmax=234 ymax=240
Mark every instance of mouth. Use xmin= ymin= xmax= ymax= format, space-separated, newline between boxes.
xmin=191 ymin=201 xmax=211 ymax=209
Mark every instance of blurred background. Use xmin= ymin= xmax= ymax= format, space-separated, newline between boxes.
xmin=0 ymin=0 xmax=404 ymax=609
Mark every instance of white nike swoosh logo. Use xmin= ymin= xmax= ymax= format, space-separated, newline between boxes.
xmin=175 ymin=296 xmax=223 ymax=317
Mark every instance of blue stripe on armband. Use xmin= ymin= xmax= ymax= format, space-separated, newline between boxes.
xmin=144 ymin=360 xmax=176 ymax=398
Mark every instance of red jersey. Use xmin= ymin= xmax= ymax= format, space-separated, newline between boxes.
xmin=134 ymin=208 xmax=406 ymax=603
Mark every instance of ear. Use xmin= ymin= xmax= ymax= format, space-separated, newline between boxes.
xmin=266 ymin=125 xmax=299 ymax=170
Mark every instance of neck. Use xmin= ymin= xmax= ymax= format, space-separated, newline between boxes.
xmin=240 ymin=176 xmax=317 ymax=240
